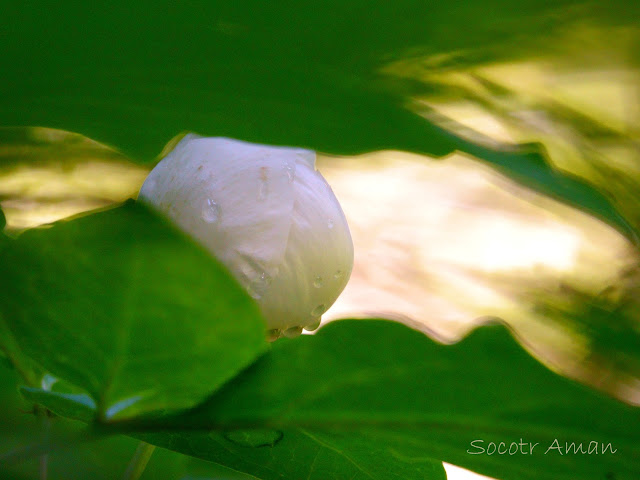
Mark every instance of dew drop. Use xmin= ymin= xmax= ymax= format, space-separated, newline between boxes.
xmin=284 ymin=161 xmax=296 ymax=183
xmin=267 ymin=329 xmax=281 ymax=342
xmin=333 ymin=269 xmax=344 ymax=279
xmin=202 ymin=198 xmax=220 ymax=223
xmin=304 ymin=318 xmax=321 ymax=332
xmin=313 ymin=276 xmax=323 ymax=288
xmin=327 ymin=219 xmax=334 ymax=229
xmin=283 ymin=326 xmax=303 ymax=338
xmin=247 ymin=272 xmax=272 ymax=299
xmin=311 ymin=304 xmax=326 ymax=316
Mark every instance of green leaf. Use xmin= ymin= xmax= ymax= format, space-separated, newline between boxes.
xmin=141 ymin=321 xmax=640 ymax=480
xmin=0 ymin=363 xmax=253 ymax=480
xmin=1 ymin=2 xmax=465 ymax=161
xmin=26 ymin=321 xmax=640 ymax=480
xmin=20 ymin=386 xmax=96 ymax=423
xmin=0 ymin=201 xmax=267 ymax=420
xmin=0 ymin=314 xmax=41 ymax=388
xmin=2 ymin=3 xmax=637 ymax=243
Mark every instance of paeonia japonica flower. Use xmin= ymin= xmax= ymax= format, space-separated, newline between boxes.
xmin=139 ymin=135 xmax=353 ymax=339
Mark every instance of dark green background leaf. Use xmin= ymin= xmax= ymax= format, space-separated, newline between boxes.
xmin=26 ymin=321 xmax=640 ymax=480
xmin=0 ymin=202 xmax=267 ymax=419
xmin=6 ymin=1 xmax=630 ymax=160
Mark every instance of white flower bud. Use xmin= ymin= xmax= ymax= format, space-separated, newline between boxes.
xmin=138 ymin=135 xmax=353 ymax=338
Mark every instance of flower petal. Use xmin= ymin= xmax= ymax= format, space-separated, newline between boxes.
xmin=139 ymin=135 xmax=299 ymax=285
xmin=260 ymin=159 xmax=354 ymax=330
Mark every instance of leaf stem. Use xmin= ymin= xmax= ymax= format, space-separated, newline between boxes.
xmin=120 ymin=441 xmax=155 ymax=480
xmin=36 ymin=407 xmax=51 ymax=480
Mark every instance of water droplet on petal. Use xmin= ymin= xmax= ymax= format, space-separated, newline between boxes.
xmin=311 ymin=304 xmax=326 ymax=316
xmin=284 ymin=161 xmax=296 ymax=183
xmin=202 ymin=198 xmax=220 ymax=223
xmin=334 ymin=269 xmax=344 ymax=279
xmin=313 ymin=276 xmax=323 ymax=288
xmin=304 ymin=318 xmax=321 ymax=332
xmin=283 ymin=326 xmax=303 ymax=338
xmin=327 ymin=219 xmax=334 ymax=229
xmin=247 ymin=271 xmax=272 ymax=299
xmin=267 ymin=329 xmax=281 ymax=342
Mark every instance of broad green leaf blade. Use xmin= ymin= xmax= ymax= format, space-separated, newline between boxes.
xmin=144 ymin=428 xmax=448 ymax=480
xmin=0 ymin=315 xmax=40 ymax=388
xmin=138 ymin=321 xmax=639 ymax=480
xmin=25 ymin=321 xmax=640 ymax=480
xmin=23 ymin=392 xmax=448 ymax=480
xmin=0 ymin=201 xmax=267 ymax=419
xmin=0 ymin=364 xmax=253 ymax=480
